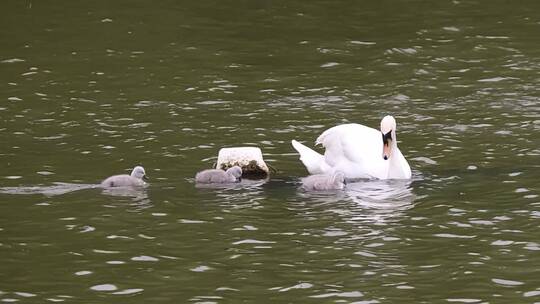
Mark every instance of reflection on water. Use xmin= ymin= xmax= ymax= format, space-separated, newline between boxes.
xmin=346 ymin=179 xmax=414 ymax=211
xmin=0 ymin=182 xmax=150 ymax=197
xmin=295 ymin=178 xmax=414 ymax=207
xmin=100 ymin=186 xmax=151 ymax=209
xmin=0 ymin=182 xmax=97 ymax=196
xmin=293 ymin=178 xmax=415 ymax=228
xmin=193 ymin=177 xmax=269 ymax=190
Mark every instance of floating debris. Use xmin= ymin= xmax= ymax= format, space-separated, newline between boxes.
xmin=216 ymin=147 xmax=270 ymax=179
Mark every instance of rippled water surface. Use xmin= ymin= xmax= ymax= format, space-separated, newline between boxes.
xmin=2 ymin=1 xmax=540 ymax=303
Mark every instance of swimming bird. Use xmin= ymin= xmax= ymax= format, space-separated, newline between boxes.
xmin=195 ymin=166 xmax=243 ymax=184
xmin=101 ymin=166 xmax=148 ymax=187
xmin=301 ymin=171 xmax=345 ymax=191
xmin=291 ymin=115 xmax=411 ymax=179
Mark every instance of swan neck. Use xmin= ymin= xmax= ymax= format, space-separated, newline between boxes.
xmin=388 ymin=133 xmax=400 ymax=165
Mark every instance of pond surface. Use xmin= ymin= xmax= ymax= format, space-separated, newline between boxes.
xmin=1 ymin=1 xmax=540 ymax=303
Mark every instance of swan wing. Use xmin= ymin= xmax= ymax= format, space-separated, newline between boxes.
xmin=317 ymin=124 xmax=381 ymax=163
xmin=291 ymin=140 xmax=330 ymax=174
xmin=316 ymin=124 xmax=389 ymax=179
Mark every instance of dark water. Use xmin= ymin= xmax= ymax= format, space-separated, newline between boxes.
xmin=1 ymin=1 xmax=540 ymax=303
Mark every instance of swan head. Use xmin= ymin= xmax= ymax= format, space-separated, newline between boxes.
xmin=131 ymin=166 xmax=148 ymax=181
xmin=380 ymin=115 xmax=397 ymax=160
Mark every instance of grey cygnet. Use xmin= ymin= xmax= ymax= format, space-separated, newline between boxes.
xmin=101 ymin=166 xmax=148 ymax=187
xmin=195 ymin=166 xmax=243 ymax=184
xmin=301 ymin=171 xmax=345 ymax=191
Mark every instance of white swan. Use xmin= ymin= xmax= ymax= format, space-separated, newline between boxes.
xmin=291 ymin=115 xmax=411 ymax=179
xmin=101 ymin=166 xmax=148 ymax=187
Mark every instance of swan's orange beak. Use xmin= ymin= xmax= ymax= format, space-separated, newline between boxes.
xmin=383 ymin=142 xmax=391 ymax=160
xmin=382 ymin=131 xmax=392 ymax=160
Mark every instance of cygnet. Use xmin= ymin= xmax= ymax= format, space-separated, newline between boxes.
xmin=101 ymin=166 xmax=148 ymax=188
xmin=195 ymin=166 xmax=242 ymax=184
xmin=301 ymin=171 xmax=345 ymax=191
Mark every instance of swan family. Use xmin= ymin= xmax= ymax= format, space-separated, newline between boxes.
xmin=101 ymin=115 xmax=411 ymax=191
xmin=292 ymin=115 xmax=411 ymax=180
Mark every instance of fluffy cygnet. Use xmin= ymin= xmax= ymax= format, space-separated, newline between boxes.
xmin=301 ymin=171 xmax=345 ymax=191
xmin=101 ymin=166 xmax=148 ymax=188
xmin=195 ymin=166 xmax=242 ymax=184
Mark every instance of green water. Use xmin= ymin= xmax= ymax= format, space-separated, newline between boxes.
xmin=1 ymin=1 xmax=540 ymax=303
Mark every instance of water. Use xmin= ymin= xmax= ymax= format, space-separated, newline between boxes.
xmin=2 ymin=0 xmax=540 ymax=302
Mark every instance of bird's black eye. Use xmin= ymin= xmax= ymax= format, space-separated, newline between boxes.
xmin=382 ymin=131 xmax=392 ymax=144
